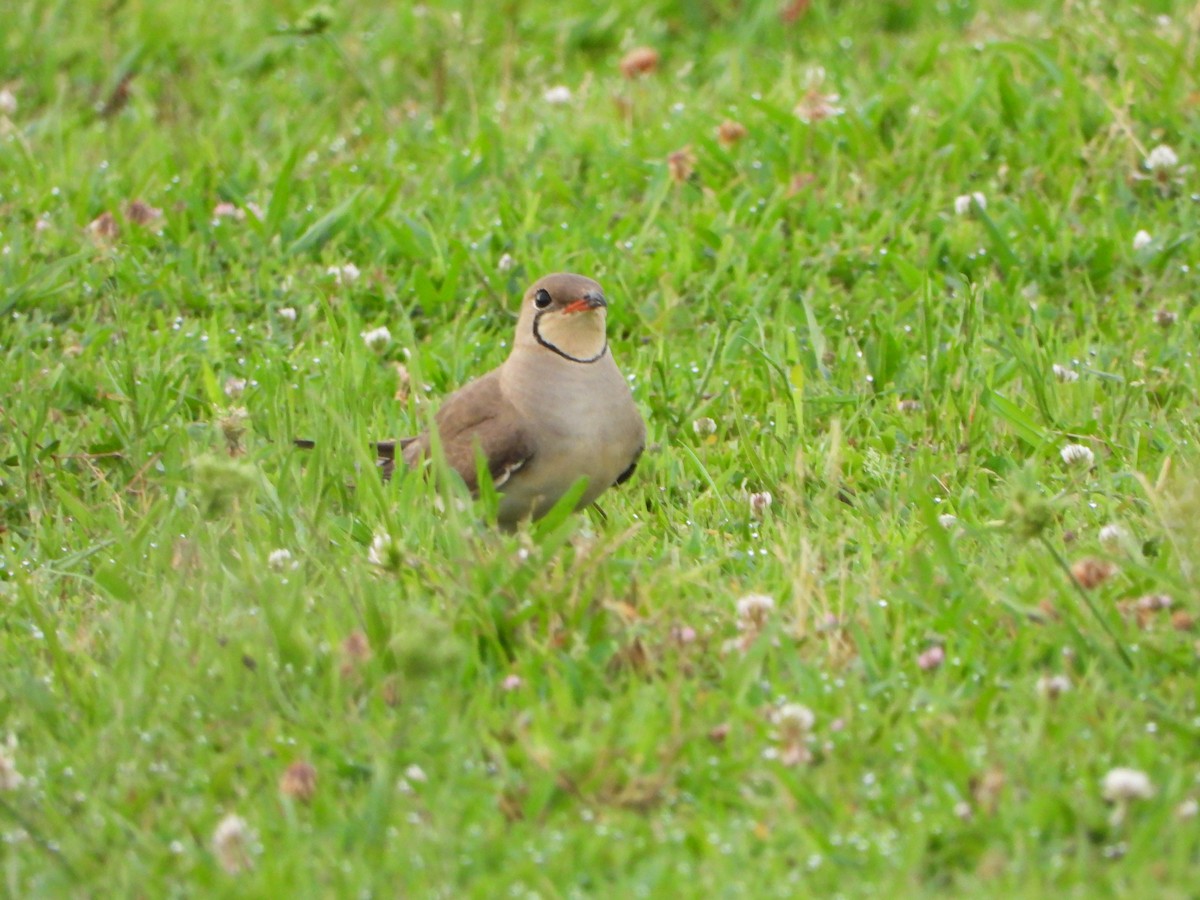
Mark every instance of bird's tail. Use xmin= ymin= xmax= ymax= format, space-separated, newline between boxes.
xmin=292 ymin=437 xmax=412 ymax=481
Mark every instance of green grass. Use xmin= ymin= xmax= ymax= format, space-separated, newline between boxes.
xmin=3 ymin=0 xmax=1199 ymax=894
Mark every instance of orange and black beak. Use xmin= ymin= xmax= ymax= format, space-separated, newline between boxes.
xmin=562 ymin=291 xmax=607 ymax=314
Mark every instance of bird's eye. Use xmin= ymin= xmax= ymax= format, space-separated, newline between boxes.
xmin=534 ymin=289 xmax=552 ymax=309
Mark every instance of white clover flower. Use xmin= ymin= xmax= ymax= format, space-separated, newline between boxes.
xmin=748 ymin=491 xmax=773 ymax=518
xmin=1132 ymin=230 xmax=1153 ymax=251
xmin=368 ymin=533 xmax=390 ymax=566
xmin=937 ymin=513 xmax=959 ymax=529
xmin=278 ymin=306 xmax=297 ymax=323
xmin=543 ymin=85 xmax=572 ymax=105
xmin=0 ymin=88 xmax=16 ymax=116
xmin=211 ymin=813 xmax=254 ymax=874
xmin=954 ymin=192 xmax=987 ymax=215
xmin=774 ymin=703 xmax=815 ymax=735
xmin=367 ymin=532 xmax=403 ymax=572
xmin=403 ymin=764 xmax=428 ymax=783
xmin=735 ymin=593 xmax=775 ymax=631
xmin=1036 ymin=673 xmax=1071 ymax=699
xmin=1177 ymin=798 xmax=1199 ymax=820
xmin=328 ymin=262 xmax=361 ymax=285
xmin=497 ymin=252 xmax=515 ymax=272
xmin=793 ymin=67 xmax=844 ymax=123
xmin=1098 ymin=523 xmax=1127 ymax=550
xmin=1103 ymin=768 xmax=1153 ymax=800
xmin=1060 ymin=443 xmax=1095 ymax=468
xmin=1102 ymin=767 xmax=1154 ymax=825
xmin=244 ymin=201 xmax=265 ymax=221
xmin=361 ymin=326 xmax=391 ymax=352
xmin=0 ymin=735 xmax=23 ymax=791
xmin=268 ymin=548 xmax=295 ymax=572
xmin=772 ymin=703 xmax=816 ymax=766
xmin=223 ymin=377 xmax=247 ymax=399
xmin=213 ymin=202 xmax=245 ymax=221
xmin=1144 ymin=144 xmax=1178 ymax=171
xmin=1052 ymin=363 xmax=1079 ymax=383
xmin=917 ymin=645 xmax=945 ymax=671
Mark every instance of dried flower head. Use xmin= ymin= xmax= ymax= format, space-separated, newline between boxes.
xmin=779 ymin=0 xmax=811 ymax=24
xmin=342 ymin=631 xmax=371 ymax=666
xmin=543 ymin=85 xmax=572 ymax=105
xmin=1135 ymin=593 xmax=1172 ymax=612
xmin=972 ymin=768 xmax=1006 ymax=813
xmin=87 ymin=211 xmax=120 ymax=243
xmin=954 ymin=192 xmax=987 ymax=215
xmin=1144 ymin=144 xmax=1178 ymax=171
xmin=897 ymin=398 xmax=921 ymax=413
xmin=361 ymin=325 xmax=391 ymax=352
xmin=667 ymin=146 xmax=696 ymax=184
xmin=1071 ymin=557 xmax=1116 ymax=590
xmin=1060 ymin=443 xmax=1095 ymax=468
xmin=620 ymin=46 xmax=660 ymax=79
xmin=787 ymin=172 xmax=817 ymax=196
xmin=1154 ymin=308 xmax=1177 ymax=329
xmin=211 ymin=813 xmax=254 ymax=874
xmin=219 ymin=407 xmax=250 ymax=455
xmin=1036 ymin=673 xmax=1071 ymax=699
xmin=693 ymin=416 xmax=717 ymax=437
xmin=1052 ymin=363 xmax=1079 ymax=383
xmin=279 ymin=760 xmax=317 ymax=802
xmin=917 ymin=645 xmax=945 ymax=671
xmin=794 ymin=66 xmax=844 ymax=123
xmin=1132 ymin=230 xmax=1152 ymax=251
xmin=748 ymin=491 xmax=773 ymax=518
xmin=125 ymin=200 xmax=163 ymax=226
xmin=716 ymin=120 xmax=748 ymax=147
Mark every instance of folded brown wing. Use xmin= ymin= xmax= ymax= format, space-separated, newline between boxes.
xmin=401 ymin=371 xmax=534 ymax=494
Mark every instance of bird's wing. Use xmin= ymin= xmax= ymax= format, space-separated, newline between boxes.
xmin=402 ymin=371 xmax=534 ymax=494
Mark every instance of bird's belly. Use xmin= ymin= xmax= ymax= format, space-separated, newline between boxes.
xmin=499 ymin=389 xmax=641 ymax=523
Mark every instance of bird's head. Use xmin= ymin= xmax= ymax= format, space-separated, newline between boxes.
xmin=515 ymin=272 xmax=609 ymax=363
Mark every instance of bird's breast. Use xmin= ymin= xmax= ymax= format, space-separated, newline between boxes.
xmin=500 ymin=353 xmax=644 ymax=509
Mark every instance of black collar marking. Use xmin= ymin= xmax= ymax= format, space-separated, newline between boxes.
xmin=532 ymin=311 xmax=609 ymax=364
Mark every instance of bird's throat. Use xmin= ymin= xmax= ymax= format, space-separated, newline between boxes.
xmin=533 ymin=312 xmax=608 ymax=363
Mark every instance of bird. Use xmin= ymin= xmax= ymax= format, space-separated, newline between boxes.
xmin=296 ymin=273 xmax=646 ymax=529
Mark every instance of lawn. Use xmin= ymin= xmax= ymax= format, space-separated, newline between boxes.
xmin=2 ymin=0 xmax=1198 ymax=895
